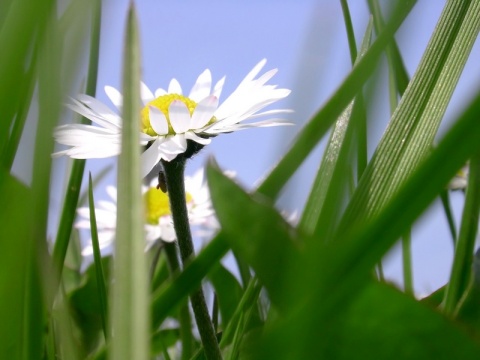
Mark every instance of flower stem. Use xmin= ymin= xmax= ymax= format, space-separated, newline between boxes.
xmin=161 ymin=157 xmax=222 ymax=360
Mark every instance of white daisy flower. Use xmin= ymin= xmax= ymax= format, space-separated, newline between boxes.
xmin=76 ymin=168 xmax=214 ymax=256
xmin=53 ymin=59 xmax=292 ymax=177
xmin=448 ymin=163 xmax=469 ymax=190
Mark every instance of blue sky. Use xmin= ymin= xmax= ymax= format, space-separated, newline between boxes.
xmin=15 ymin=0 xmax=479 ymax=294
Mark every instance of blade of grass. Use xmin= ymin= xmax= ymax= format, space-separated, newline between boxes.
xmin=338 ymin=0 xmax=480 ymax=232
xmin=443 ymin=151 xmax=480 ymax=315
xmin=310 ymin=87 xmax=480 ymax=323
xmin=88 ymin=173 xmax=109 ymax=340
xmin=110 ymin=4 xmax=149 ymax=360
xmin=298 ymin=18 xmax=373 ymax=235
xmin=261 ymin=88 xmax=480 ymax=360
xmin=1 ymin=43 xmax=38 ymax=170
xmin=257 ymin=0 xmax=416 ymax=199
xmin=367 ymin=0 xmax=410 ymax=95
xmin=0 ymin=0 xmax=51 ymax=159
xmin=52 ymin=0 xmax=102 ymax=284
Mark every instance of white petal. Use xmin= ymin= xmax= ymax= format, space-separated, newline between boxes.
xmin=186 ymin=132 xmax=212 ymax=145
xmin=240 ymin=59 xmax=267 ymax=84
xmin=104 ymin=86 xmax=123 ymax=109
xmin=213 ymin=76 xmax=226 ymax=99
xmin=189 ymin=69 xmax=212 ymax=102
xmin=141 ymin=138 xmax=163 ymax=177
xmin=141 ymin=82 xmax=155 ymax=104
xmin=203 ymin=120 xmax=293 ymax=134
xmin=69 ymin=97 xmax=122 ymax=129
xmin=190 ymin=95 xmax=219 ymax=129
xmin=168 ymin=78 xmax=182 ymax=94
xmin=158 ymin=134 xmax=187 ymax=154
xmin=154 ymin=88 xmax=167 ymax=98
xmin=149 ymin=106 xmax=169 ymax=135
xmin=169 ymin=100 xmax=191 ymax=133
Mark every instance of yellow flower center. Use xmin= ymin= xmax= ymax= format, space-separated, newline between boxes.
xmin=140 ymin=93 xmax=216 ymax=136
xmin=144 ymin=186 xmax=193 ymax=225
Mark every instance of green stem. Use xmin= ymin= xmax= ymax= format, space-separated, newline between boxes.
xmin=443 ymin=151 xmax=480 ymax=315
xmin=401 ymin=230 xmax=414 ymax=295
xmin=164 ymin=242 xmax=194 ymax=360
xmin=161 ymin=157 xmax=222 ymax=360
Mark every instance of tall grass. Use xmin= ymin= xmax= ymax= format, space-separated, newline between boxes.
xmin=1 ymin=0 xmax=480 ymax=359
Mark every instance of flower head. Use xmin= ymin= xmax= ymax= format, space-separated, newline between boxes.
xmin=448 ymin=164 xmax=469 ymax=190
xmin=77 ymin=169 xmax=214 ymax=256
xmin=53 ymin=59 xmax=292 ymax=177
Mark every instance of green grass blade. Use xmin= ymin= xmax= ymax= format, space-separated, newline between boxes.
xmin=52 ymin=0 xmax=102 ymax=283
xmin=338 ymin=0 xmax=480 ymax=231
xmin=367 ymin=0 xmax=410 ymax=95
xmin=443 ymin=152 xmax=480 ymax=314
xmin=1 ymin=44 xmax=37 ymax=170
xmin=88 ymin=173 xmax=109 ymax=340
xmin=311 ymin=88 xmax=480 ymax=319
xmin=0 ymin=171 xmax=43 ymax=359
xmin=340 ymin=0 xmax=357 ymax=64
xmin=256 ymin=0 xmax=416 ymax=199
xmin=0 ymin=0 xmax=51 ymax=159
xmin=253 ymin=89 xmax=480 ymax=359
xmin=110 ymin=4 xmax=149 ymax=360
xmin=298 ymin=19 xmax=373 ymax=235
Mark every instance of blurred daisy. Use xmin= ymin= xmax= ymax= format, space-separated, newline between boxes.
xmin=448 ymin=163 xmax=469 ymax=190
xmin=53 ymin=59 xmax=292 ymax=177
xmin=77 ymin=168 xmax=214 ymax=256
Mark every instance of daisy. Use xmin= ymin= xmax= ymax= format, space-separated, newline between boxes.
xmin=448 ymin=163 xmax=469 ymax=190
xmin=77 ymin=168 xmax=215 ymax=256
xmin=53 ymin=59 xmax=292 ymax=177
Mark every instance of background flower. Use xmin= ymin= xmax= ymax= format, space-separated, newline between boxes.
xmin=77 ymin=168 xmax=215 ymax=256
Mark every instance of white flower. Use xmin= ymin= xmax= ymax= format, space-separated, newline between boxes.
xmin=53 ymin=59 xmax=292 ymax=177
xmin=77 ymin=169 xmax=215 ymax=256
xmin=448 ymin=164 xmax=469 ymax=190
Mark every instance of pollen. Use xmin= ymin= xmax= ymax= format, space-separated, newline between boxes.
xmin=144 ymin=186 xmax=194 ymax=225
xmin=141 ymin=94 xmax=197 ymax=136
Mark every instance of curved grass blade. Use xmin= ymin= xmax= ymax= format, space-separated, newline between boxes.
xmin=338 ymin=0 xmax=480 ymax=232
xmin=110 ymin=4 xmax=149 ymax=360
xmin=53 ymin=0 xmax=102 ymax=284
xmin=257 ymin=0 xmax=416 ymax=199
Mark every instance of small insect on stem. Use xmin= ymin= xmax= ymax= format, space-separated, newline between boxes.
xmin=157 ymin=171 xmax=167 ymax=193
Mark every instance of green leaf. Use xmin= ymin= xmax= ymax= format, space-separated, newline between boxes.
xmin=0 ymin=171 xmax=43 ymax=359
xmin=150 ymin=328 xmax=181 ymax=357
xmin=110 ymin=4 xmax=149 ymax=360
xmin=207 ymin=162 xmax=301 ymax=309
xmin=252 ymin=281 xmax=480 ymax=359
